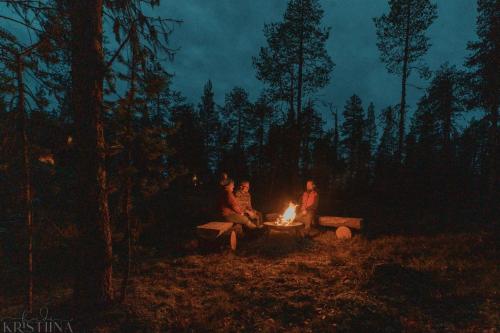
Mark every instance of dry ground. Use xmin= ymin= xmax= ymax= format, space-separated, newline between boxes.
xmin=1 ymin=229 xmax=499 ymax=332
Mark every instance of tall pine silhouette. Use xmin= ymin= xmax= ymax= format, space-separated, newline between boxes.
xmin=254 ymin=0 xmax=333 ymax=188
xmin=374 ymin=0 xmax=437 ymax=161
xmin=465 ymin=0 xmax=499 ymax=200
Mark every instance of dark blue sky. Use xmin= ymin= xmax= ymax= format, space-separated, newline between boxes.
xmin=1 ymin=0 xmax=480 ymax=127
xmin=158 ymin=0 xmax=478 ymax=127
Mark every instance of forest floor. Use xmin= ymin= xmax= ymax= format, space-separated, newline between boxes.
xmin=1 ymin=228 xmax=499 ymax=332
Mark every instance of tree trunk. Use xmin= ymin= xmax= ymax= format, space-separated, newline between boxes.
xmin=17 ymin=55 xmax=33 ymax=313
xmin=288 ymin=70 xmax=295 ymax=126
xmin=398 ymin=2 xmax=411 ymax=163
xmin=488 ymin=103 xmax=498 ymax=199
xmin=237 ymin=108 xmax=242 ymax=156
xmin=121 ymin=43 xmax=137 ymax=302
xmin=70 ymin=0 xmax=113 ymax=307
xmin=120 ymin=149 xmax=133 ymax=301
xmin=287 ymin=70 xmax=299 ymax=192
xmin=442 ymin=97 xmax=452 ymax=161
xmin=442 ymin=81 xmax=454 ymax=221
xmin=295 ymin=2 xmax=305 ymax=184
xmin=333 ymin=109 xmax=339 ymax=163
xmin=258 ymin=113 xmax=265 ymax=173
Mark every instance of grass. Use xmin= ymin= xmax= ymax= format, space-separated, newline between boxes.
xmin=1 ymin=228 xmax=498 ymax=332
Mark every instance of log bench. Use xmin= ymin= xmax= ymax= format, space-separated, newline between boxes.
xmin=196 ymin=222 xmax=238 ymax=251
xmin=317 ymin=216 xmax=363 ymax=239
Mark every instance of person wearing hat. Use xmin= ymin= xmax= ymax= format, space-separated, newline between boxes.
xmin=296 ymin=179 xmax=319 ymax=235
xmin=235 ymin=180 xmax=263 ymax=226
xmin=218 ymin=178 xmax=257 ymax=229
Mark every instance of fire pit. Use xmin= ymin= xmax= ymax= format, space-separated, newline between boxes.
xmin=263 ymin=202 xmax=304 ymax=238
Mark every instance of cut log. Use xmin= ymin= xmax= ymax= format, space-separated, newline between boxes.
xmin=196 ymin=222 xmax=234 ymax=239
xmin=318 ymin=216 xmax=362 ymax=230
xmin=230 ymin=231 xmax=237 ymax=251
xmin=336 ymin=226 xmax=352 ymax=239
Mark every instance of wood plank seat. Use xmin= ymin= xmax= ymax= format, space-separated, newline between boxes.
xmin=196 ymin=222 xmax=238 ymax=251
xmin=318 ymin=216 xmax=363 ymax=239
xmin=318 ymin=216 xmax=363 ymax=230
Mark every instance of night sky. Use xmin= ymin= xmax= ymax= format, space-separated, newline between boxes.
xmin=1 ymin=0 xmax=480 ymax=126
xmin=159 ymin=0 xmax=478 ymax=127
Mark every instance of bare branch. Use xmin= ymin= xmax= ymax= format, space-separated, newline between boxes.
xmin=105 ymin=26 xmax=134 ymax=70
xmin=0 ymin=14 xmax=43 ymax=33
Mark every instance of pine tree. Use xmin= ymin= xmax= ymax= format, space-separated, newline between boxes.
xmin=311 ymin=131 xmax=335 ymax=201
xmin=457 ymin=117 xmax=490 ymax=181
xmin=300 ymin=100 xmax=324 ymax=173
xmin=465 ymin=0 xmax=500 ymax=197
xmin=376 ymin=106 xmax=398 ymax=169
xmin=365 ymin=102 xmax=378 ymax=164
xmin=68 ymin=0 xmax=180 ymax=307
xmin=68 ymin=0 xmax=115 ymax=306
xmin=198 ymin=80 xmax=219 ymax=174
xmin=252 ymin=93 xmax=274 ymax=175
xmin=222 ymin=87 xmax=253 ymax=178
xmin=0 ymin=30 xmax=44 ymax=314
xmin=374 ymin=0 xmax=437 ymax=161
xmin=411 ymin=95 xmax=440 ymax=170
xmin=254 ymin=0 xmax=333 ymax=184
xmin=424 ymin=64 xmax=465 ymax=160
xmin=331 ymin=105 xmax=340 ymax=167
xmin=168 ymin=103 xmax=206 ymax=176
xmin=341 ymin=95 xmax=366 ymax=179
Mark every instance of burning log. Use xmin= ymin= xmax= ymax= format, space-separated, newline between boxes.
xmin=263 ymin=202 xmax=304 ymax=238
xmin=274 ymin=202 xmax=298 ymax=226
xmin=263 ymin=222 xmax=304 ymax=239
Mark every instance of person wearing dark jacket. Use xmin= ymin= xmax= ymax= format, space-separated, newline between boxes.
xmin=218 ymin=179 xmax=257 ymax=229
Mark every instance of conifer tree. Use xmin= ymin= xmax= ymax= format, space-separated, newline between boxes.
xmin=222 ymin=87 xmax=253 ymax=178
xmin=198 ymin=80 xmax=219 ymax=173
xmin=254 ymin=0 xmax=333 ymax=185
xmin=465 ymin=0 xmax=500 ymax=197
xmin=341 ymin=95 xmax=366 ymax=179
xmin=374 ymin=0 xmax=437 ymax=161
xmin=251 ymin=93 xmax=274 ymax=176
xmin=300 ymin=100 xmax=324 ymax=173
xmin=376 ymin=106 xmax=398 ymax=169
xmin=365 ymin=102 xmax=378 ymax=165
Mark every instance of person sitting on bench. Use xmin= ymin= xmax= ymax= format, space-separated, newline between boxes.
xmin=218 ymin=179 xmax=257 ymax=229
xmin=296 ymin=179 xmax=319 ymax=235
xmin=235 ymin=180 xmax=263 ymax=226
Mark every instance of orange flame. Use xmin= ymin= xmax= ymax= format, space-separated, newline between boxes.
xmin=275 ymin=202 xmax=297 ymax=225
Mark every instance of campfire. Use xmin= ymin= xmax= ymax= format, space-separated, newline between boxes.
xmin=275 ymin=202 xmax=298 ymax=226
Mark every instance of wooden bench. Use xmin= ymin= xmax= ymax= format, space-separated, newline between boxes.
xmin=317 ymin=216 xmax=363 ymax=239
xmin=196 ymin=222 xmax=238 ymax=251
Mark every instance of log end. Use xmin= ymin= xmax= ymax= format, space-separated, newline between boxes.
xmin=336 ymin=226 xmax=352 ymax=240
xmin=230 ymin=230 xmax=237 ymax=251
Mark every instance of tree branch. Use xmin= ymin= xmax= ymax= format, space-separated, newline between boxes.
xmin=0 ymin=14 xmax=42 ymax=33
xmin=105 ymin=26 xmax=134 ymax=70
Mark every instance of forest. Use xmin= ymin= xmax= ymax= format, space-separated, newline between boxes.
xmin=0 ymin=0 xmax=498 ymax=332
